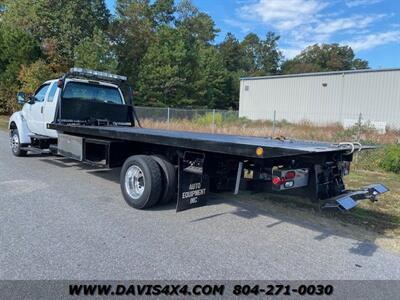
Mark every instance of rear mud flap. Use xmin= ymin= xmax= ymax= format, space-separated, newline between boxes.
xmin=322 ymin=183 xmax=389 ymax=211
xmin=176 ymin=152 xmax=209 ymax=212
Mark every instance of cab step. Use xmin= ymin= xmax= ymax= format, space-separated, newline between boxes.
xmin=20 ymin=146 xmax=51 ymax=155
xmin=29 ymin=134 xmax=53 ymax=141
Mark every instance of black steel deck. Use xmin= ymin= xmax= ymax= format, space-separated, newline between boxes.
xmin=49 ymin=123 xmax=356 ymax=159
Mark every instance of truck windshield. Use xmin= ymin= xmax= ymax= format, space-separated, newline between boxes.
xmin=63 ymin=82 xmax=123 ymax=104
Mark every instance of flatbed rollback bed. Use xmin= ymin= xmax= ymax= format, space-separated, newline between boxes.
xmin=16 ymin=68 xmax=390 ymax=213
xmin=49 ymin=121 xmax=388 ymax=212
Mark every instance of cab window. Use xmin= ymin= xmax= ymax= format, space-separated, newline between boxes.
xmin=63 ymin=82 xmax=123 ymax=104
xmin=47 ymin=82 xmax=58 ymax=102
xmin=34 ymin=84 xmax=50 ymax=102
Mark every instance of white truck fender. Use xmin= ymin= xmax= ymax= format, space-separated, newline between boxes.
xmin=8 ymin=112 xmax=32 ymax=145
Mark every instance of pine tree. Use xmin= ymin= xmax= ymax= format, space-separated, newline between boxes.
xmin=112 ymin=0 xmax=154 ymax=85
xmin=137 ymin=26 xmax=190 ymax=107
xmin=194 ymin=46 xmax=228 ymax=108
xmin=219 ymin=33 xmax=243 ymax=72
xmin=241 ymin=33 xmax=262 ymax=75
xmin=259 ymin=32 xmax=282 ymax=75
xmin=74 ymin=28 xmax=117 ymax=72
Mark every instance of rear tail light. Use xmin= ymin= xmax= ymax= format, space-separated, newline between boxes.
xmin=285 ymin=171 xmax=296 ymax=179
xmin=272 ymin=176 xmax=282 ymax=185
xmin=272 ymin=168 xmax=309 ymax=190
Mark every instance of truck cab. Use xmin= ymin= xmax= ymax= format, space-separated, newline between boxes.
xmin=19 ymin=79 xmax=59 ymax=138
xmin=8 ymin=69 xmax=127 ymax=156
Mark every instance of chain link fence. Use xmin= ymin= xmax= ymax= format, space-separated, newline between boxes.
xmin=135 ymin=106 xmax=399 ymax=143
xmin=135 ymin=106 xmax=239 ymax=122
xmin=135 ymin=106 xmax=239 ymax=133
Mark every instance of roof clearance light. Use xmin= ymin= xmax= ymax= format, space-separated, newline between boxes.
xmin=69 ymin=67 xmax=127 ymax=82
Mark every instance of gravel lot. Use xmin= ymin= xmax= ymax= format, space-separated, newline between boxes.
xmin=1 ymin=130 xmax=400 ymax=280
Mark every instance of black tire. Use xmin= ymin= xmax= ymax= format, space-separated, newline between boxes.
xmin=120 ymin=155 xmax=162 ymax=209
xmin=10 ymin=129 xmax=27 ymax=157
xmin=151 ymin=155 xmax=177 ymax=204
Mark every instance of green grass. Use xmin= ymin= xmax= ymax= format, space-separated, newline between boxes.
xmin=343 ymin=170 xmax=400 ymax=234
xmin=0 ymin=115 xmax=9 ymax=131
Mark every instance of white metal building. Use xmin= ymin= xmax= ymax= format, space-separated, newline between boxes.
xmin=239 ymin=68 xmax=400 ymax=128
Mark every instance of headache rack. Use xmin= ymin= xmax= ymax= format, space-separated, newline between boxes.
xmin=54 ymin=67 xmax=141 ymax=128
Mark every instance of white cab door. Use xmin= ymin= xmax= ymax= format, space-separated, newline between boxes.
xmin=25 ymin=83 xmax=50 ymax=136
xmin=41 ymin=82 xmax=59 ymax=138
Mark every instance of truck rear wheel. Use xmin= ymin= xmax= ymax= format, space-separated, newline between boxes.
xmin=10 ymin=129 xmax=27 ymax=157
xmin=120 ymin=155 xmax=162 ymax=209
xmin=151 ymin=155 xmax=177 ymax=204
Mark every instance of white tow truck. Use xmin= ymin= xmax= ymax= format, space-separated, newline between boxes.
xmin=9 ymin=69 xmax=126 ymax=156
xmin=8 ymin=68 xmax=389 ymax=212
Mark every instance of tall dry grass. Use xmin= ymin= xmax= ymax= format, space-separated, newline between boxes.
xmin=141 ymin=118 xmax=400 ymax=145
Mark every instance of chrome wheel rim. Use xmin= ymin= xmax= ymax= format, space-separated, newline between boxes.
xmin=10 ymin=133 xmax=19 ymax=153
xmin=125 ymin=165 xmax=145 ymax=200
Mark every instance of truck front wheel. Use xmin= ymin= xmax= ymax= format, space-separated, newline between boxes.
xmin=10 ymin=129 xmax=27 ymax=157
xmin=120 ymin=155 xmax=162 ymax=209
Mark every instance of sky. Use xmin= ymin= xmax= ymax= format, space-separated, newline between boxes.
xmin=106 ymin=0 xmax=400 ymax=68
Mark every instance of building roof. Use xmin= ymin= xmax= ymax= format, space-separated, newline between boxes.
xmin=240 ymin=67 xmax=400 ymax=81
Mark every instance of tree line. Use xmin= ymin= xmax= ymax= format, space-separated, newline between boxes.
xmin=0 ymin=0 xmax=369 ymax=114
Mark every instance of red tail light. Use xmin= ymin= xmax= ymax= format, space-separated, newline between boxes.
xmin=285 ymin=171 xmax=296 ymax=179
xmin=272 ymin=176 xmax=281 ymax=185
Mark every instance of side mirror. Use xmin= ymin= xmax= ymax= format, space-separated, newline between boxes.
xmin=28 ymin=95 xmax=35 ymax=105
xmin=57 ymin=79 xmax=64 ymax=89
xmin=17 ymin=92 xmax=26 ymax=104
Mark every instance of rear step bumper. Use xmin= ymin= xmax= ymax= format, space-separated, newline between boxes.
xmin=322 ymin=183 xmax=389 ymax=210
